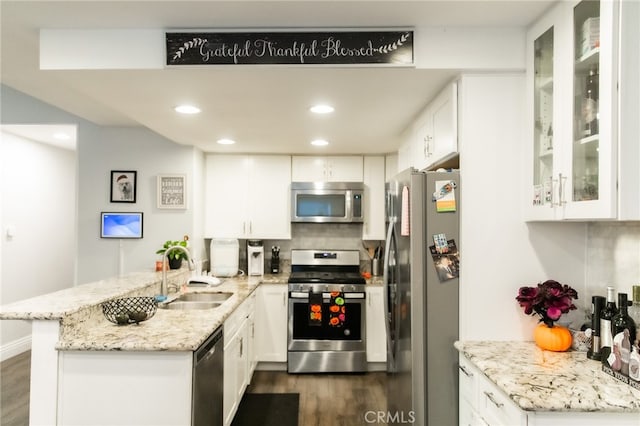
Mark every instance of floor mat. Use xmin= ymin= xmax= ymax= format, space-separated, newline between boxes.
xmin=231 ymin=392 xmax=299 ymax=426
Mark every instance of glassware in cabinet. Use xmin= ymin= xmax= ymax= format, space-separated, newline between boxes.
xmin=572 ymin=0 xmax=601 ymax=203
xmin=533 ymin=27 xmax=555 ymax=208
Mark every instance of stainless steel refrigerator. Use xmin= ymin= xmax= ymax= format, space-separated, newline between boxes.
xmin=383 ymin=168 xmax=460 ymax=426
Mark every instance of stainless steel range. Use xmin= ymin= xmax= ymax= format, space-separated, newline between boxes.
xmin=287 ymin=249 xmax=367 ymax=373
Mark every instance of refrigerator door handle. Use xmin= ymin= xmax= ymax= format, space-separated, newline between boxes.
xmin=383 ymin=218 xmax=397 ymax=372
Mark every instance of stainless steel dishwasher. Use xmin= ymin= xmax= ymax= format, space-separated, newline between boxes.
xmin=192 ymin=326 xmax=224 ymax=426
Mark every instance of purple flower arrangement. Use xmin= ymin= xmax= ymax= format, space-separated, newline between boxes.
xmin=516 ymin=280 xmax=578 ymax=327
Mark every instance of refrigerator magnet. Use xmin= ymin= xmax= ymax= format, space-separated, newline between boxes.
xmin=433 ymin=233 xmax=449 ymax=254
xmin=432 ymin=180 xmax=457 ymax=212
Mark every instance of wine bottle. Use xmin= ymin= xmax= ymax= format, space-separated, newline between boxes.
xmin=628 ymin=285 xmax=640 ymax=332
xmin=613 ymin=293 xmax=636 ymax=376
xmin=600 ymin=286 xmax=617 ymax=365
xmin=583 ymin=67 xmax=599 ymax=137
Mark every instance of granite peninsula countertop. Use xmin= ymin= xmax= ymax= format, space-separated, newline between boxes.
xmin=455 ymin=341 xmax=640 ymax=413
xmin=0 ymin=270 xmax=289 ymax=352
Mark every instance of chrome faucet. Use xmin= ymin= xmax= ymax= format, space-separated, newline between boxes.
xmin=161 ymin=245 xmax=196 ymax=297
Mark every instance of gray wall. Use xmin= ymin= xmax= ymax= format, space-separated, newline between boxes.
xmin=0 ymin=85 xmax=206 ymax=356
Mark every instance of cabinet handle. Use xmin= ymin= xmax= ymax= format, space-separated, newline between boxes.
xmin=557 ymin=173 xmax=567 ymax=206
xmin=240 ymin=338 xmax=243 ymax=357
xmin=249 ymin=221 xmax=252 ymax=234
xmin=243 ymin=222 xmax=246 ymax=234
xmin=458 ymin=365 xmax=473 ymax=377
xmin=484 ymin=391 xmax=504 ymax=409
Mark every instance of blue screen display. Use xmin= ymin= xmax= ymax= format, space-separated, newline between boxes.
xmin=101 ymin=212 xmax=143 ymax=238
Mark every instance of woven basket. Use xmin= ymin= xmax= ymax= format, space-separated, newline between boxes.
xmin=102 ymin=297 xmax=157 ymax=325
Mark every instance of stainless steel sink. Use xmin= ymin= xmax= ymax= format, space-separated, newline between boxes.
xmin=160 ymin=301 xmax=223 ymax=310
xmin=176 ymin=292 xmax=233 ymax=303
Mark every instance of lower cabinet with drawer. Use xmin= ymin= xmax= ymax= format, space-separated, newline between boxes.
xmin=459 ymin=353 xmax=640 ymax=426
xmin=459 ymin=354 xmax=527 ymax=426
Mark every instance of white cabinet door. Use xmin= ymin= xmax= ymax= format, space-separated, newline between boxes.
xmin=205 ymin=155 xmax=248 ymax=238
xmin=291 ymin=156 xmax=363 ymax=182
xmin=524 ymin=0 xmax=621 ymax=220
xmin=362 ymin=156 xmax=386 ymax=240
xmin=223 ymin=316 xmax=249 ymax=426
xmin=246 ymin=155 xmax=291 ymax=239
xmin=429 ymin=82 xmax=458 ymax=165
xmin=245 ymin=293 xmax=258 ymax=381
xmin=205 ymin=155 xmax=291 ymax=239
xmin=255 ymin=284 xmax=288 ymax=362
xmin=411 ymin=82 xmax=458 ymax=171
xmin=365 ymin=286 xmax=387 ymax=362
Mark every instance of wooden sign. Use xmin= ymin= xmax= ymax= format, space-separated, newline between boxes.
xmin=166 ymin=30 xmax=413 ymax=66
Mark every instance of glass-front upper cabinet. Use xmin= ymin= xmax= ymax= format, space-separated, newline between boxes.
xmin=566 ymin=0 xmax=617 ymax=219
xmin=525 ymin=0 xmax=618 ymax=220
xmin=525 ymin=6 xmax=562 ymax=220
xmin=533 ymin=27 xmax=555 ymax=209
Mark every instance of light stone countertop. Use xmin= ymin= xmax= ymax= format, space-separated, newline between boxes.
xmin=455 ymin=341 xmax=640 ymax=413
xmin=0 ymin=270 xmax=289 ymax=352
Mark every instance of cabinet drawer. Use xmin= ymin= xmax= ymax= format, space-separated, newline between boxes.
xmin=225 ymin=299 xmax=249 ymax=342
xmin=458 ymin=355 xmax=478 ymax=406
xmin=477 ymin=375 xmax=525 ymax=426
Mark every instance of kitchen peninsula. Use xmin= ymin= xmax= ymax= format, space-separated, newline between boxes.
xmin=456 ymin=341 xmax=640 ymax=425
xmin=0 ymin=269 xmax=288 ymax=426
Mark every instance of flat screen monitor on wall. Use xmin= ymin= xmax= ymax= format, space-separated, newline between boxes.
xmin=101 ymin=212 xmax=143 ymax=239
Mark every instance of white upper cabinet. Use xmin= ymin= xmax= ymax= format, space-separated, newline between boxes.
xmin=397 ymin=81 xmax=458 ymax=172
xmin=525 ymin=0 xmax=638 ymax=220
xmin=205 ymin=155 xmax=291 ymax=239
xmin=362 ymin=156 xmax=385 ymax=240
xmin=291 ymin=156 xmax=364 ymax=182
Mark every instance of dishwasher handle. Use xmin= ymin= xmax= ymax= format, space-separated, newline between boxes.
xmin=195 ymin=326 xmax=223 ymax=364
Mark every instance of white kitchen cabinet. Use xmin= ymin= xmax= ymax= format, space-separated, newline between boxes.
xmin=291 ymin=156 xmax=363 ymax=182
xmin=205 ymin=155 xmax=291 ymax=239
xmin=245 ymin=292 xmax=258 ymax=380
xmin=365 ymin=286 xmax=387 ymax=363
xmin=57 ymin=351 xmax=193 ymax=426
xmin=402 ymin=82 xmax=458 ymax=172
xmin=524 ymin=0 xmax=637 ymax=220
xmin=223 ymin=302 xmax=250 ymax=426
xmin=254 ymin=284 xmax=288 ymax=363
xmin=362 ymin=156 xmax=386 ymax=240
xmin=459 ymin=353 xmax=640 ymax=426
xmin=418 ymin=82 xmax=458 ymax=170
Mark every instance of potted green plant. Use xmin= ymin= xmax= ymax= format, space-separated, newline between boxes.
xmin=156 ymin=240 xmax=188 ymax=270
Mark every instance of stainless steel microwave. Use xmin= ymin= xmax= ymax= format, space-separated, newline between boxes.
xmin=291 ymin=182 xmax=364 ymax=223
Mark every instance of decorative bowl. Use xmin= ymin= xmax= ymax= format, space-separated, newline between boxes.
xmin=102 ymin=297 xmax=157 ymax=325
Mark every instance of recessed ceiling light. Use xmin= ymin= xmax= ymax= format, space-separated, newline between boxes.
xmin=310 ymin=104 xmax=334 ymax=114
xmin=174 ymin=105 xmax=201 ymax=114
xmin=311 ymin=139 xmax=329 ymax=146
xmin=53 ymin=132 xmax=70 ymax=140
xmin=217 ymin=138 xmax=236 ymax=145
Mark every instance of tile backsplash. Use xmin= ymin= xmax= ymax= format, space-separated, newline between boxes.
xmin=586 ymin=221 xmax=640 ymax=301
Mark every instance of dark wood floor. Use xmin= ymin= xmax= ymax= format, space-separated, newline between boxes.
xmin=0 ymin=351 xmax=30 ymax=426
xmin=0 ymin=352 xmax=386 ymax=426
xmin=246 ymin=370 xmax=387 ymax=426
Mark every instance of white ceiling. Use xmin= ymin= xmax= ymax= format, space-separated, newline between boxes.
xmin=0 ymin=0 xmax=553 ymax=154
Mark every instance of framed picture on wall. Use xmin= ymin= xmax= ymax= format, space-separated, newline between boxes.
xmin=110 ymin=170 xmax=137 ymax=203
xmin=157 ymin=174 xmax=187 ymax=209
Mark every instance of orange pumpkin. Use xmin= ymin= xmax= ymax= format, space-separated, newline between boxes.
xmin=533 ymin=323 xmax=572 ymax=352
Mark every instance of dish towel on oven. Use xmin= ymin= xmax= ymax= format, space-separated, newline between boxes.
xmin=308 ymin=291 xmax=323 ymax=326
xmin=329 ymin=291 xmax=346 ymax=327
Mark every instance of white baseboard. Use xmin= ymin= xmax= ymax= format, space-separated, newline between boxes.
xmin=0 ymin=335 xmax=32 ymax=362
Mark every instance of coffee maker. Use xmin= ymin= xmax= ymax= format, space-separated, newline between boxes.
xmin=247 ymin=240 xmax=264 ymax=276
